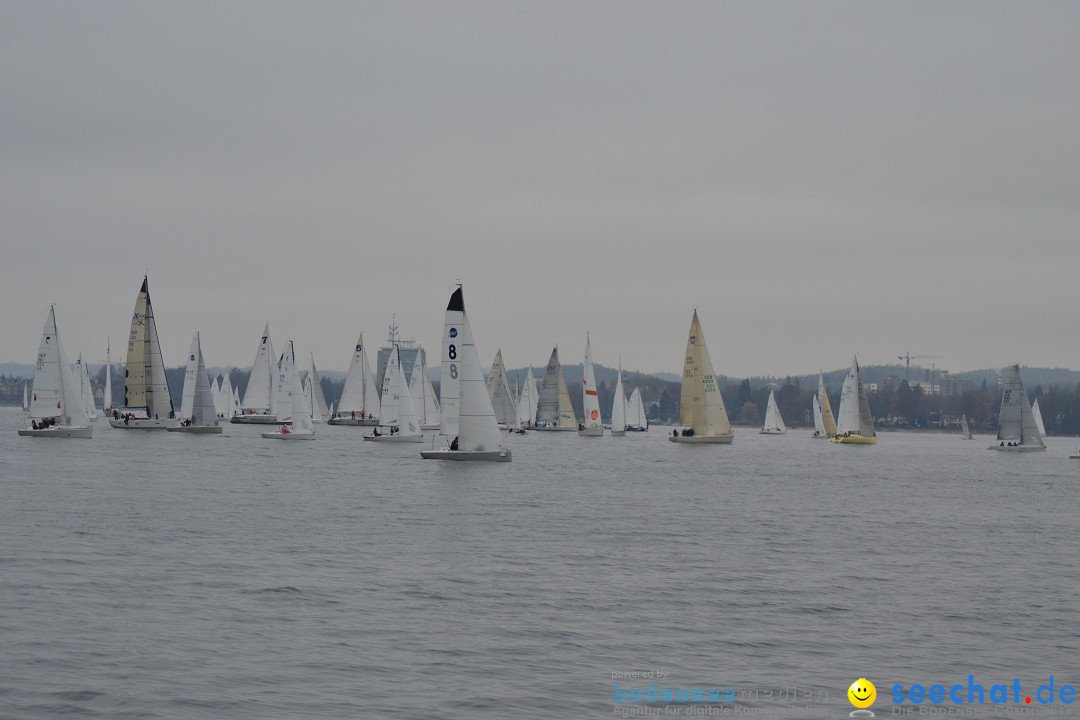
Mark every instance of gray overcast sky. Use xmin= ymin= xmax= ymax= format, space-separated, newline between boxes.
xmin=2 ymin=2 xmax=1078 ymax=377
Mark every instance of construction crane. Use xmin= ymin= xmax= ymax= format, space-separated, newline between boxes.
xmin=898 ymin=353 xmax=943 ymax=380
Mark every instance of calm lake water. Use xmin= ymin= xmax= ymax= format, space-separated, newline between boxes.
xmin=1 ymin=406 xmax=1077 ymax=719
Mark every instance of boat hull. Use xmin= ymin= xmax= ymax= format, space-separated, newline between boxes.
xmin=166 ymin=426 xmax=223 ymax=434
xmin=261 ymin=431 xmax=315 ymax=440
xmin=669 ymin=434 xmax=734 ymax=444
xmin=363 ymin=434 xmax=424 ymax=443
xmin=532 ymin=425 xmax=576 ymax=432
xmin=230 ymin=415 xmax=279 ymax=425
xmin=988 ymin=444 xmax=1046 ymax=452
xmin=578 ymin=427 xmax=603 ymax=437
xmin=326 ymin=417 xmax=379 ymax=426
xmin=109 ymin=418 xmax=175 ymax=429
xmin=18 ymin=426 xmax=93 ymax=438
xmin=832 ymin=434 xmax=877 ymax=444
xmin=811 ymin=432 xmax=831 ymax=440
xmin=421 ymin=448 xmax=512 ymax=462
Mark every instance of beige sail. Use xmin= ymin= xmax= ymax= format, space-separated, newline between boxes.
xmin=678 ymin=310 xmax=731 ymax=436
xmin=818 ymin=372 xmax=836 ymax=436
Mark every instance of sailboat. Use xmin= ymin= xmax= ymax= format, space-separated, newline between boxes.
xmin=19 ymin=306 xmax=93 ymax=438
xmin=812 ymin=395 xmax=826 ymax=438
xmin=308 ymin=354 xmax=330 ymax=423
xmin=626 ymin=387 xmax=648 ymax=431
xmin=989 ymin=364 xmax=1044 ymax=452
xmin=670 ymin=310 xmax=733 ymax=443
xmin=487 ymin=349 xmax=521 ymax=431
xmin=329 ymin=334 xmax=380 ymax=426
xmin=233 ymin=323 xmax=278 ymax=424
xmin=110 ymin=276 xmax=176 ymax=429
xmin=579 ymin=334 xmax=603 ymax=436
xmin=409 ymin=357 xmax=441 ymax=430
xmin=231 ymin=386 xmax=240 ymax=417
xmin=102 ymin=338 xmax=116 ymax=416
xmin=814 ymin=372 xmax=836 ymax=438
xmin=534 ymin=347 xmax=577 ymax=431
xmin=211 ymin=376 xmax=223 ymax=417
xmin=421 ymin=286 xmax=511 ymax=461
xmin=831 ymin=356 xmax=877 ymax=444
xmin=960 ymin=413 xmax=973 ymax=440
xmin=262 ymin=341 xmax=315 ymax=440
xmin=75 ymin=353 xmax=99 ymax=420
xmin=1070 ymin=437 xmax=1080 ymax=459
xmin=610 ymin=363 xmax=627 ymax=436
xmin=168 ymin=331 xmax=222 ymax=433
xmin=760 ymin=389 xmax=787 ymax=434
xmin=516 ymin=367 xmax=538 ymax=428
xmin=1031 ymin=398 xmax=1047 ymax=437
xmin=364 ymin=345 xmax=423 ymax=442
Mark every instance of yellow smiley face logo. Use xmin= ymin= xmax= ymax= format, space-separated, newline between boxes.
xmin=848 ymin=678 xmax=876 ymax=708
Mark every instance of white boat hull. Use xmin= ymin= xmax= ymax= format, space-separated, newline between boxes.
xmin=532 ymin=425 xmax=576 ymax=432
xmin=421 ymin=448 xmax=512 ymax=462
xmin=363 ymin=434 xmax=424 ymax=443
xmin=261 ymin=431 xmax=315 ymax=440
xmin=19 ymin=426 xmax=93 ymax=438
xmin=109 ymin=418 xmax=175 ymax=429
xmin=231 ymin=414 xmax=279 ymax=425
xmin=166 ymin=426 xmax=223 ymax=434
xmin=327 ymin=417 xmax=379 ymax=426
xmin=669 ymin=434 xmax=734 ymax=444
xmin=578 ymin=427 xmax=603 ymax=437
xmin=988 ymin=444 xmax=1046 ymax=452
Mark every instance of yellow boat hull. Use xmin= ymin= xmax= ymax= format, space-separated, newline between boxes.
xmin=831 ymin=434 xmax=877 ymax=445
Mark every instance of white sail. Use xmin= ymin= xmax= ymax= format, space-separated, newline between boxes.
xmin=76 ymin=354 xmax=98 ymax=419
xmin=432 ymin=287 xmax=506 ymax=453
xmin=241 ymin=323 xmax=275 ymax=414
xmin=516 ymin=367 xmax=536 ymax=426
xmin=627 ymin=387 xmax=647 ymax=429
xmin=231 ymin=386 xmax=240 ymax=415
xmin=537 ymin=347 xmax=576 ymax=428
xmin=1032 ymin=398 xmax=1047 ymax=437
xmin=22 ymin=381 xmax=29 ymax=412
xmin=178 ymin=331 xmax=219 ymax=427
xmin=960 ymin=413 xmax=972 ymax=439
xmin=423 ymin=365 xmax=440 ymax=427
xmin=835 ymin=356 xmax=875 ymax=438
xmin=761 ymin=389 xmax=786 ymax=434
xmin=210 ymin=376 xmax=223 ymax=416
xmin=677 ymin=310 xmax=732 ymax=437
xmin=813 ymin=394 xmax=826 ymax=436
xmin=581 ymin=334 xmax=602 ymax=431
xmin=220 ymin=373 xmax=234 ymax=418
xmin=995 ymin=364 xmax=1043 ymax=448
xmin=123 ymin=276 xmax=174 ymax=419
xmin=818 ymin=372 xmax=837 ymax=436
xmin=409 ymin=356 xmax=441 ymax=427
xmin=103 ymin=339 xmax=113 ymax=411
xmin=308 ymin=355 xmax=330 ymax=422
xmin=377 ymin=346 xmax=421 ymax=436
xmin=486 ymin=349 xmax=520 ymax=428
xmin=26 ymin=307 xmax=91 ymax=429
xmin=273 ymin=351 xmax=292 ymax=423
xmin=610 ymin=365 xmax=627 ymax=433
xmin=336 ymin=334 xmax=380 ymax=421
xmin=303 ymin=376 xmax=319 ymax=422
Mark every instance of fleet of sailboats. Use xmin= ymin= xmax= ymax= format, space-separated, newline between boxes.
xmin=534 ymin=347 xmax=576 ymax=431
xmin=110 ymin=276 xmax=176 ymax=429
xmin=832 ymin=356 xmax=876 ymax=444
xmin=14 ymin=274 xmax=1077 ymax=458
xmin=421 ymin=286 xmax=511 ymax=461
xmin=168 ymin=331 xmax=222 ymax=433
xmin=579 ymin=334 xmax=603 ymax=437
xmin=989 ymin=364 xmax=1045 ymax=451
xmin=19 ymin=306 xmax=93 ymax=438
xmin=760 ymin=389 xmax=786 ymax=434
xmin=670 ymin=310 xmax=733 ymax=443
